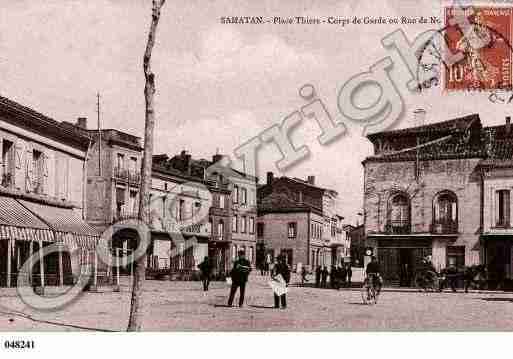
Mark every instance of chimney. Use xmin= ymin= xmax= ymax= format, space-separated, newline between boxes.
xmin=76 ymin=117 xmax=87 ymax=129
xmin=212 ymin=153 xmax=223 ymax=164
xmin=266 ymin=171 xmax=274 ymax=185
xmin=506 ymin=116 xmax=511 ymax=135
xmin=307 ymin=175 xmax=315 ymax=185
xmin=179 ymin=150 xmax=192 ymax=173
xmin=413 ymin=108 xmax=426 ymax=127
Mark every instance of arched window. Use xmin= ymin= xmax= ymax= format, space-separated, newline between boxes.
xmin=387 ymin=192 xmax=410 ymax=234
xmin=433 ymin=191 xmax=458 ymax=233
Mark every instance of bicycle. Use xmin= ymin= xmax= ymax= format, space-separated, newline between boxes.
xmin=361 ymin=273 xmax=380 ymax=305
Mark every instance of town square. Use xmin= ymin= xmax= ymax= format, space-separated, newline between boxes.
xmin=2 ymin=4 xmax=513 ymax=355
xmin=1 ymin=275 xmax=513 ymax=331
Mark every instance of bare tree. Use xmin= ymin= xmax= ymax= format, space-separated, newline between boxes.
xmin=127 ymin=0 xmax=166 ymax=332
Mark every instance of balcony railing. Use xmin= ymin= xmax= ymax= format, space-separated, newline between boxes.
xmin=431 ymin=220 xmax=458 ymax=234
xmin=113 ymin=167 xmax=141 ymax=185
xmin=385 ymin=220 xmax=411 ymax=234
xmin=128 ymin=171 xmax=141 ymax=184
xmin=112 ymin=209 xmax=139 ymax=223
xmin=180 ymin=220 xmax=211 ymax=235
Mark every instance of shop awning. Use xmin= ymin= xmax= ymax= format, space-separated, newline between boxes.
xmin=18 ymin=200 xmax=100 ymax=249
xmin=0 ymin=196 xmax=55 ymax=242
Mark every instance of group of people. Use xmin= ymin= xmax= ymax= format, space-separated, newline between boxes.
xmin=305 ymin=263 xmax=352 ymax=289
xmin=198 ymin=250 xmax=291 ymax=309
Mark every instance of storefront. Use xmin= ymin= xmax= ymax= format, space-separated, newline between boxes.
xmin=371 ymin=236 xmax=433 ymax=286
xmin=0 ymin=196 xmax=99 ymax=288
xmin=482 ymin=235 xmax=513 ymax=289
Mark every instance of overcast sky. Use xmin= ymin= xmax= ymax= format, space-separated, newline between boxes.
xmin=1 ymin=0 xmax=511 ymax=224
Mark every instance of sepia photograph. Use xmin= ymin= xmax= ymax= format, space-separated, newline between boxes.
xmin=0 ymin=0 xmax=512 ymax=356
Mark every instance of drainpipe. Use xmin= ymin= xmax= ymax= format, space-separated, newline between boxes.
xmin=82 ymin=138 xmax=92 ymax=220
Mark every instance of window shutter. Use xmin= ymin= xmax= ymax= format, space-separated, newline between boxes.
xmin=14 ymin=143 xmax=23 ymax=190
xmin=495 ymin=191 xmax=500 ymax=226
xmin=434 ymin=200 xmax=440 ymax=222
xmin=505 ymin=191 xmax=511 ymax=226
xmin=42 ymin=153 xmax=48 ymax=194
xmin=451 ymin=202 xmax=457 ymax=222
xmin=25 ymin=149 xmax=33 ymax=192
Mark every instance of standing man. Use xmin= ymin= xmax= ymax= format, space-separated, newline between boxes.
xmin=272 ymin=254 xmax=290 ymax=309
xmin=321 ymin=266 xmax=328 ymax=288
xmin=346 ymin=263 xmax=352 ymax=288
xmin=227 ymin=250 xmax=252 ymax=307
xmin=339 ymin=264 xmax=347 ymax=289
xmin=300 ymin=265 xmax=309 ymax=287
xmin=198 ymin=256 xmax=212 ymax=291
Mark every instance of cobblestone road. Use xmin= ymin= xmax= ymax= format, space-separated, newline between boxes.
xmin=1 ymin=275 xmax=513 ymax=331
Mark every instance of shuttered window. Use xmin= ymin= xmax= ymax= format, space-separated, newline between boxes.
xmin=496 ymin=190 xmax=510 ymax=227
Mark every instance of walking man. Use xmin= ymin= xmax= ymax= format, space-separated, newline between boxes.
xmin=272 ymin=254 xmax=290 ymax=309
xmin=198 ymin=256 xmax=212 ymax=291
xmin=227 ymin=250 xmax=252 ymax=307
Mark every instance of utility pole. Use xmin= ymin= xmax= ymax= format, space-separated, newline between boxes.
xmin=97 ymin=92 xmax=102 ymax=176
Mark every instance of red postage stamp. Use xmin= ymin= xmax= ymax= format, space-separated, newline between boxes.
xmin=444 ymin=6 xmax=513 ymax=91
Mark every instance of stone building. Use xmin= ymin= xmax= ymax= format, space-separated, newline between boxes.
xmin=0 ymin=96 xmax=99 ymax=288
xmin=72 ymin=123 xmax=143 ymax=276
xmin=257 ymin=172 xmax=346 ymax=271
xmin=363 ymin=113 xmax=513 ymax=287
xmin=147 ymin=151 xmax=257 ymax=277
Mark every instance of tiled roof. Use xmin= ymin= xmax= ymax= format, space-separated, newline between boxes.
xmin=367 ymin=113 xmax=479 ymax=139
xmin=365 ymin=134 xmax=485 ymax=162
xmin=258 ymin=192 xmax=318 ymax=213
xmin=259 ymin=176 xmax=336 ymax=196
xmin=0 ymin=95 xmax=91 ymax=149
xmin=490 ymin=139 xmax=513 ymax=159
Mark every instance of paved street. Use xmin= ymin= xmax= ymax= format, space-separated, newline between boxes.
xmin=1 ymin=274 xmax=513 ymax=331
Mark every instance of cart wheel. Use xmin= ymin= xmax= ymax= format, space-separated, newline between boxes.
xmin=361 ymin=284 xmax=370 ymax=305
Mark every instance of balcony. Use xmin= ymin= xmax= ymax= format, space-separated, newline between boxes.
xmin=112 ymin=208 xmax=139 ymax=223
xmin=180 ymin=219 xmax=211 ymax=236
xmin=431 ymin=220 xmax=458 ymax=234
xmin=385 ymin=220 xmax=411 ymax=235
xmin=128 ymin=171 xmax=141 ymax=185
xmin=113 ymin=167 xmax=141 ymax=185
xmin=210 ymin=235 xmax=225 ymax=242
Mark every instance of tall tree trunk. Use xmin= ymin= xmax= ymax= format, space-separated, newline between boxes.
xmin=127 ymin=0 xmax=166 ymax=332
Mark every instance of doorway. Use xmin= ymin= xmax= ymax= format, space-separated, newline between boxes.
xmin=399 ymin=249 xmax=414 ymax=287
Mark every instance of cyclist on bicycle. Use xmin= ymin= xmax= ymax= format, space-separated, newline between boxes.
xmin=365 ymin=256 xmax=383 ymax=295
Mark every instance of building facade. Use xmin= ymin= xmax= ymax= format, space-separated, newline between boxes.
xmin=257 ymin=172 xmax=346 ymax=271
xmin=147 ymin=151 xmax=257 ymax=278
xmin=0 ymin=96 xmax=99 ymax=288
xmin=363 ymin=114 xmax=513 ymax=287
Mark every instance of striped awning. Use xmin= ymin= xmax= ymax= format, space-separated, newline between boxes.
xmin=19 ymin=200 xmax=100 ymax=250
xmin=19 ymin=200 xmax=99 ymax=236
xmin=0 ymin=225 xmax=54 ymax=242
xmin=0 ymin=196 xmax=55 ymax=242
xmin=58 ymin=232 xmax=99 ymax=251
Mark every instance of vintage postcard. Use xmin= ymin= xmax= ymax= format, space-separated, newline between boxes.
xmin=0 ymin=0 xmax=512 ymax=357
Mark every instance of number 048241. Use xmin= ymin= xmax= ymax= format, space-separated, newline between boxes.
xmin=4 ymin=340 xmax=35 ymax=349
